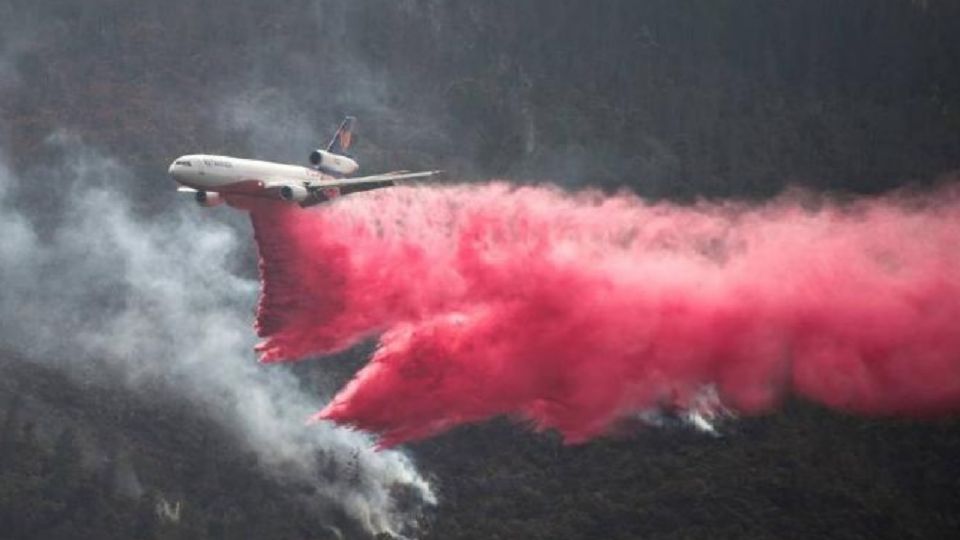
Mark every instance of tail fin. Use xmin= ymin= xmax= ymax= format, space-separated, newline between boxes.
xmin=326 ymin=116 xmax=356 ymax=155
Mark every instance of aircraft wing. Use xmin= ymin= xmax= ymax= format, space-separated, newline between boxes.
xmin=300 ymin=171 xmax=443 ymax=207
xmin=306 ymin=170 xmax=443 ymax=197
xmin=309 ymin=170 xmax=443 ymax=188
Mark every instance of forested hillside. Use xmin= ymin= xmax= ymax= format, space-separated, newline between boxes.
xmin=1 ymin=1 xmax=959 ymax=539
xmin=4 ymin=1 xmax=959 ymax=195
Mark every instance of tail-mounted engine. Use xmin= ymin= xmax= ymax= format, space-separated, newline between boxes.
xmin=309 ymin=149 xmax=359 ymax=177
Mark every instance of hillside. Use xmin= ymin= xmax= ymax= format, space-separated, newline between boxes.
xmin=1 ymin=1 xmax=960 ymax=539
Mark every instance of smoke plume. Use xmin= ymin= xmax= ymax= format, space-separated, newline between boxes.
xmin=245 ymin=183 xmax=960 ymax=447
xmin=0 ymin=139 xmax=434 ymax=536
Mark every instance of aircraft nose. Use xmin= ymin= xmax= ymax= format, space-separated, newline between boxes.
xmin=168 ymin=160 xmax=178 ymax=176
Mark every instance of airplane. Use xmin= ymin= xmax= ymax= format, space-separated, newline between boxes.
xmin=168 ymin=116 xmax=442 ymax=208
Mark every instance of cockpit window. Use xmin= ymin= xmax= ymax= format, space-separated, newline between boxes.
xmin=176 ymin=160 xmax=192 ymax=167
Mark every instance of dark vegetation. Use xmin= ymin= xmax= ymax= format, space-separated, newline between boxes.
xmin=414 ymin=410 xmax=960 ymax=540
xmin=0 ymin=357 xmax=358 ymax=540
xmin=2 ymin=1 xmax=960 ymax=538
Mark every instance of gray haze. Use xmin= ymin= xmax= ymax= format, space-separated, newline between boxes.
xmin=0 ymin=138 xmax=435 ymax=535
xmin=0 ymin=6 xmax=436 ymax=536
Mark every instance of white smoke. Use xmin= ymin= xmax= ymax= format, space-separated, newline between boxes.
xmin=0 ymin=138 xmax=435 ymax=536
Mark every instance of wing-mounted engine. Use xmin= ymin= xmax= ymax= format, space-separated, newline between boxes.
xmin=279 ymin=184 xmax=310 ymax=202
xmin=309 ymin=149 xmax=359 ymax=177
xmin=195 ymin=191 xmax=224 ymax=207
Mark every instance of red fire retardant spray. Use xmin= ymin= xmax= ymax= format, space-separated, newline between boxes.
xmin=237 ymin=183 xmax=960 ymax=447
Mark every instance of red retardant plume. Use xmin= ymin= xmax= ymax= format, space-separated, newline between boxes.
xmin=240 ymin=183 xmax=960 ymax=447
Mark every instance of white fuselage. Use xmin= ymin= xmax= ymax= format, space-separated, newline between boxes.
xmin=168 ymin=154 xmax=337 ymax=194
xmin=167 ymin=116 xmax=443 ymax=208
xmin=168 ymin=147 xmax=438 ymax=208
